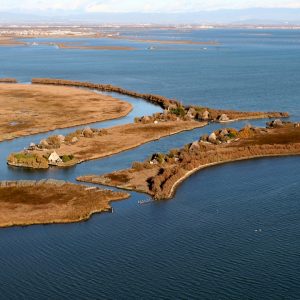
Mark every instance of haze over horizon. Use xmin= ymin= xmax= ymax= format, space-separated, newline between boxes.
xmin=1 ymin=0 xmax=300 ymax=24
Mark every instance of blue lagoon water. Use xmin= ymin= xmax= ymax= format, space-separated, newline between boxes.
xmin=0 ymin=29 xmax=300 ymax=299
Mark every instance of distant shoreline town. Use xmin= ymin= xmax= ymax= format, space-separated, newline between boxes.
xmin=0 ymin=24 xmax=300 ymax=39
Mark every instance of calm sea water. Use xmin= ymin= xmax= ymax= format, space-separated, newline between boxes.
xmin=0 ymin=29 xmax=299 ymax=299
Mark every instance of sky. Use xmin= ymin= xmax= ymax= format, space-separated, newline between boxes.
xmin=1 ymin=0 xmax=300 ymax=13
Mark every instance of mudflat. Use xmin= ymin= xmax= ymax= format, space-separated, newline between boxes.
xmin=0 ymin=180 xmax=130 ymax=228
xmin=0 ymin=83 xmax=132 ymax=141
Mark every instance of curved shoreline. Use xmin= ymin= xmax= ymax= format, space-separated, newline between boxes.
xmin=77 ymin=124 xmax=300 ymax=199
xmin=31 ymin=78 xmax=179 ymax=109
xmin=167 ymin=153 xmax=300 ymax=199
xmin=79 ymin=153 xmax=300 ymax=198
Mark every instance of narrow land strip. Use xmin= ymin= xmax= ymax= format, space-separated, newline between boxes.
xmin=0 ymin=180 xmax=130 ymax=228
xmin=31 ymin=78 xmax=289 ymax=121
xmin=77 ymin=122 xmax=300 ymax=199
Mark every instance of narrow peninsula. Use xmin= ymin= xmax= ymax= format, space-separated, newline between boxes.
xmin=77 ymin=121 xmax=300 ymax=200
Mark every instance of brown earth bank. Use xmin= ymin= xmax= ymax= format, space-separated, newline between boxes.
xmin=0 ymin=83 xmax=132 ymax=142
xmin=77 ymin=121 xmax=300 ymax=200
xmin=0 ymin=180 xmax=130 ymax=228
xmin=8 ymin=120 xmax=207 ymax=169
xmin=31 ymin=78 xmax=289 ymax=121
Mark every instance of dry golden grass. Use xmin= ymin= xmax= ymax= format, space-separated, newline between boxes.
xmin=0 ymin=37 xmax=26 ymax=46
xmin=0 ymin=181 xmax=130 ymax=228
xmin=54 ymin=120 xmax=207 ymax=162
xmin=0 ymin=83 xmax=132 ymax=141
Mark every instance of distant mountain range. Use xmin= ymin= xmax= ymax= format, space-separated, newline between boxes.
xmin=1 ymin=8 xmax=300 ymax=25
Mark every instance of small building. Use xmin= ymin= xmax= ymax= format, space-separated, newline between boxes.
xmin=218 ymin=114 xmax=230 ymax=122
xmin=208 ymin=132 xmax=217 ymax=142
xmin=187 ymin=107 xmax=196 ymax=119
xmin=28 ymin=142 xmax=36 ymax=150
xmin=48 ymin=151 xmax=62 ymax=164
xmin=189 ymin=141 xmax=200 ymax=152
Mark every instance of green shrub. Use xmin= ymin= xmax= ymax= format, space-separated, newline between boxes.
xmin=227 ymin=132 xmax=236 ymax=139
xmin=170 ymin=107 xmax=186 ymax=117
xmin=14 ymin=153 xmax=35 ymax=160
xmin=156 ymin=153 xmax=165 ymax=164
xmin=61 ymin=154 xmax=74 ymax=163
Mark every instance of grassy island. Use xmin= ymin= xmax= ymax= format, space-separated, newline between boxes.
xmin=0 ymin=83 xmax=132 ymax=141
xmin=0 ymin=180 xmax=130 ymax=228
xmin=77 ymin=121 xmax=300 ymax=200
xmin=8 ymin=120 xmax=207 ymax=169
